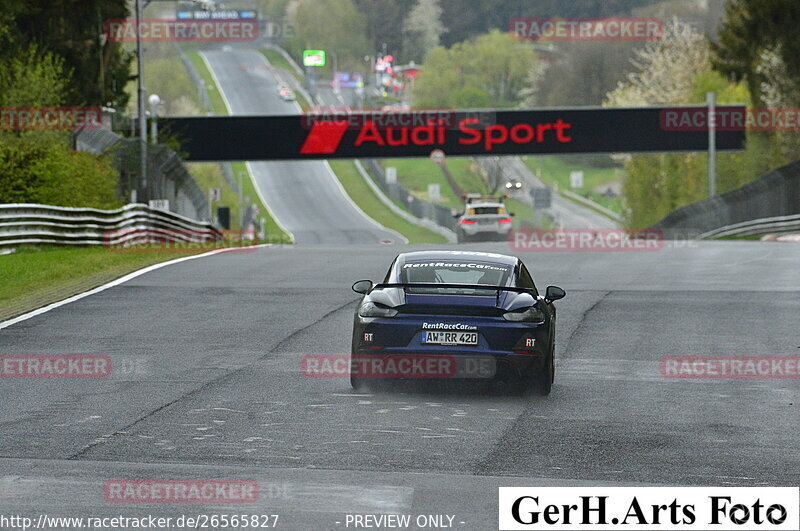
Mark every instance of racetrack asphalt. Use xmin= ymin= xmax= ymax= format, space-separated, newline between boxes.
xmin=1 ymin=240 xmax=798 ymax=529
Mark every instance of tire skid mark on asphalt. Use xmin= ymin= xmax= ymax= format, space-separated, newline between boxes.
xmin=557 ymin=289 xmax=610 ymax=363
xmin=65 ymin=299 xmax=361 ymax=461
xmin=263 ymin=298 xmax=359 ymax=358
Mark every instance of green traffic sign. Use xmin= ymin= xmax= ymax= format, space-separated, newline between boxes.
xmin=303 ymin=50 xmax=326 ymax=67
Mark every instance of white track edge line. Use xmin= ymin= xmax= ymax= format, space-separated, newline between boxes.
xmin=199 ymin=51 xmax=232 ymax=115
xmin=323 ymin=160 xmax=409 ymax=244
xmin=244 ymin=161 xmax=296 ymax=243
xmin=0 ymin=244 xmax=272 ymax=331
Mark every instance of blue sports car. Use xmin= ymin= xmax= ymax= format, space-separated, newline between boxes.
xmin=350 ymin=250 xmax=565 ymax=394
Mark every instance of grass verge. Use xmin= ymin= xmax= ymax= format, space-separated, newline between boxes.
xmin=505 ymin=197 xmax=550 ymax=229
xmin=381 ymin=157 xmax=487 ymax=207
xmin=185 ymin=50 xmax=229 ymax=114
xmin=328 ymin=161 xmax=447 ymax=244
xmin=0 ymin=245 xmax=217 ymax=322
xmin=522 ymin=154 xmax=625 ymax=216
xmin=260 ymin=49 xmax=303 ymax=83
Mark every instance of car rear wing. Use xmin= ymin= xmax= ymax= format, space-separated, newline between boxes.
xmin=373 ymin=283 xmax=533 ymax=294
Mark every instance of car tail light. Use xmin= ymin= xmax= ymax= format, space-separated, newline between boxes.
xmin=358 ymin=301 xmax=398 ymax=318
xmin=498 ymin=217 xmax=512 ymax=223
xmin=460 ymin=219 xmax=476 ymax=225
xmin=503 ymin=306 xmax=546 ymax=323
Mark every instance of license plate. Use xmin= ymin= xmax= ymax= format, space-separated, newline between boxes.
xmin=477 ymin=218 xmax=496 ymax=225
xmin=422 ymin=331 xmax=478 ymax=345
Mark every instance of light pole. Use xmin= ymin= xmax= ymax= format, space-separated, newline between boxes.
xmin=331 ymin=51 xmax=339 ymax=94
xmin=148 ymin=93 xmax=160 ymax=144
xmin=135 ymin=0 xmax=147 ymax=203
xmin=707 ymin=91 xmax=716 ymax=198
xmin=238 ymin=171 xmax=245 ymax=245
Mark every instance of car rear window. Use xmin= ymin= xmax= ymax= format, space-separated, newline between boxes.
xmin=468 ymin=206 xmax=505 ymax=215
xmin=400 ymin=261 xmax=511 ymax=293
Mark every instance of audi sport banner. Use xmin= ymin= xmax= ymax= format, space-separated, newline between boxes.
xmin=158 ymin=106 xmax=746 ymax=161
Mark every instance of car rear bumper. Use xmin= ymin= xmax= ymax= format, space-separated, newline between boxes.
xmin=461 ymin=224 xmax=513 ymax=236
xmin=350 ymin=349 xmax=546 ymax=380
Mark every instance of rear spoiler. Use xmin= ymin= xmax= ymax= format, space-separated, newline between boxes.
xmin=373 ymin=283 xmax=533 ymax=294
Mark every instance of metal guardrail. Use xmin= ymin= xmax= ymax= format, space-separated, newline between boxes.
xmin=353 ymin=161 xmax=457 ymax=242
xmin=697 ymin=214 xmax=800 ymax=239
xmin=651 ymin=159 xmax=800 ymax=237
xmin=560 ymin=189 xmax=624 ymax=222
xmin=0 ymin=203 xmax=223 ymax=249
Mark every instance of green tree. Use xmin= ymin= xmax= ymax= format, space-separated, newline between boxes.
xmin=355 ymin=0 xmax=407 ymax=58
xmin=0 ymin=137 xmax=121 ymax=208
xmin=402 ymin=0 xmax=447 ymax=63
xmin=413 ymin=30 xmax=537 ymax=108
xmin=606 ymin=21 xmax=784 ymax=227
xmin=2 ymin=0 xmax=132 ymax=108
xmin=0 ymin=44 xmax=70 ymax=108
xmin=285 ymin=0 xmax=370 ymax=71
xmin=712 ymin=0 xmax=800 ymax=106
xmin=533 ymin=41 xmax=640 ymax=107
xmin=0 ymin=31 xmax=122 ymax=209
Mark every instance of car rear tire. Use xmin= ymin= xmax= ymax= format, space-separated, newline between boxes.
xmin=350 ymin=376 xmax=375 ymax=391
xmin=535 ymin=350 xmax=554 ymax=396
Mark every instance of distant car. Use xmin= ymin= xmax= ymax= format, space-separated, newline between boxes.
xmin=455 ymin=194 xmax=514 ymax=243
xmin=350 ymin=251 xmax=565 ymax=394
xmin=276 ymin=82 xmax=295 ymax=101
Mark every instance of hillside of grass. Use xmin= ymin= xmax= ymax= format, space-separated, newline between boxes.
xmin=380 ymin=157 xmax=487 ymax=207
xmin=329 ymin=161 xmax=447 ymax=243
xmin=521 ymin=155 xmax=625 ymax=215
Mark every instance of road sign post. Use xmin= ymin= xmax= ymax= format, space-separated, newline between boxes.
xmin=532 ymin=187 xmax=552 ymax=209
xmin=428 ymin=184 xmax=441 ymax=204
xmin=208 ymin=187 xmax=221 ymax=222
xmin=569 ymin=171 xmax=584 ymax=189
xmin=386 ymin=167 xmax=397 ymax=184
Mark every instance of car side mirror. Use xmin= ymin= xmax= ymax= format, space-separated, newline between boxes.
xmin=352 ymin=280 xmax=373 ymax=294
xmin=509 ymin=212 xmax=516 ymax=217
xmin=545 ymin=285 xmax=566 ymax=301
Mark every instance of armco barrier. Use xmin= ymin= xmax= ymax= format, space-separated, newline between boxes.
xmin=697 ymin=213 xmax=800 ymax=239
xmin=0 ymin=203 xmax=222 ymax=249
xmin=650 ymin=159 xmax=800 ymax=237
